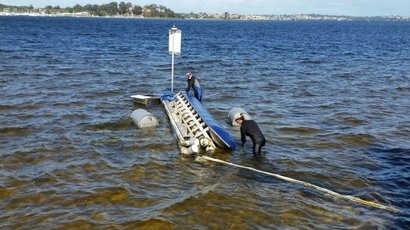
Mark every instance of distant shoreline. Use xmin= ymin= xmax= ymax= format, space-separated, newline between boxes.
xmin=2 ymin=2 xmax=409 ymax=21
xmin=1 ymin=12 xmax=409 ymax=22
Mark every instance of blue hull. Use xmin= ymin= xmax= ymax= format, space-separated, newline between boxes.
xmin=183 ymin=92 xmax=236 ymax=150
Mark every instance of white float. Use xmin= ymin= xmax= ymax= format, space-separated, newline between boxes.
xmin=228 ymin=107 xmax=252 ymax=126
xmin=130 ymin=109 xmax=159 ymax=128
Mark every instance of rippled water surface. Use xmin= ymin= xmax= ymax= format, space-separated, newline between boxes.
xmin=1 ymin=16 xmax=409 ymax=229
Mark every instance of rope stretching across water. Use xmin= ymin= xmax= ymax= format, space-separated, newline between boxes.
xmin=198 ymin=155 xmax=399 ymax=213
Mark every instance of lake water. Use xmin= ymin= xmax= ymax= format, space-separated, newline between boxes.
xmin=1 ymin=16 xmax=409 ymax=229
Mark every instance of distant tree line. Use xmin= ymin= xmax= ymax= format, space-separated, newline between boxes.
xmin=2 ymin=3 xmax=407 ymax=21
xmin=0 ymin=2 xmax=180 ymax=18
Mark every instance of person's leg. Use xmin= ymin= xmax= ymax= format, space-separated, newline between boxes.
xmin=195 ymin=86 xmax=202 ymax=102
xmin=253 ymin=143 xmax=262 ymax=155
xmin=193 ymin=90 xmax=199 ymax=100
xmin=253 ymin=139 xmax=265 ymax=155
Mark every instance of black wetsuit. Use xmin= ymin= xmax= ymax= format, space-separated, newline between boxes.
xmin=186 ymin=75 xmax=202 ymax=102
xmin=240 ymin=120 xmax=266 ymax=155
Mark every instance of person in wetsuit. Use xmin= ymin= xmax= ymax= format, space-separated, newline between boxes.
xmin=236 ymin=115 xmax=266 ymax=155
xmin=185 ymin=72 xmax=202 ymax=102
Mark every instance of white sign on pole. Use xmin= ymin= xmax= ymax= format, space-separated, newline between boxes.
xmin=169 ymin=26 xmax=182 ymax=92
xmin=169 ymin=28 xmax=181 ymax=54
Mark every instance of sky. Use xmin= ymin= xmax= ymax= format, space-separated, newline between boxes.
xmin=1 ymin=0 xmax=409 ymax=17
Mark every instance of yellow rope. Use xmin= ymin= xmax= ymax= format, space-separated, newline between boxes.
xmin=199 ymin=155 xmax=399 ymax=213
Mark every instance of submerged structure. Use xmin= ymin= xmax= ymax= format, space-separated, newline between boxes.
xmin=131 ymin=26 xmax=236 ymax=155
xmin=161 ymin=91 xmax=236 ymax=155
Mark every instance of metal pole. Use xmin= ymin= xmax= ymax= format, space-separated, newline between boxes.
xmin=170 ymin=26 xmax=176 ymax=92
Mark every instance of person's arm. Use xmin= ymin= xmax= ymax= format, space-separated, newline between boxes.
xmin=186 ymin=77 xmax=195 ymax=92
xmin=240 ymin=126 xmax=246 ymax=147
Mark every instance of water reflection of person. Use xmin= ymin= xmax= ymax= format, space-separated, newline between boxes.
xmin=185 ymin=72 xmax=202 ymax=102
xmin=236 ymin=114 xmax=266 ymax=155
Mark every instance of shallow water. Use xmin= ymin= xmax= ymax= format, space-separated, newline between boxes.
xmin=1 ymin=16 xmax=409 ymax=229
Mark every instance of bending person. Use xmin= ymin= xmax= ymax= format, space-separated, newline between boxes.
xmin=185 ymin=72 xmax=202 ymax=102
xmin=236 ymin=115 xmax=266 ymax=155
